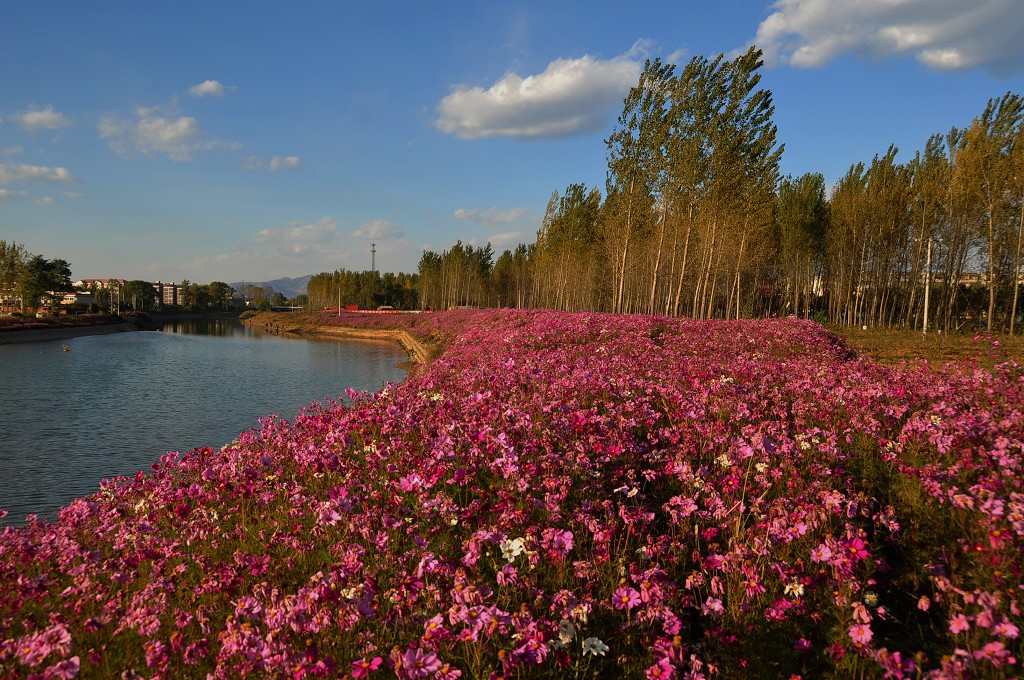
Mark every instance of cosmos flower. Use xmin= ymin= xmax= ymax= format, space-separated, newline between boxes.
xmin=351 ymin=656 xmax=383 ymax=678
xmin=848 ymin=624 xmax=873 ymax=646
xmin=613 ymin=586 xmax=642 ymax=611
xmin=582 ymin=637 xmax=609 ymax=656
xmin=500 ymin=537 xmax=526 ymax=563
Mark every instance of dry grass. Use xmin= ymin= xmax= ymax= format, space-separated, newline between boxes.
xmin=829 ymin=325 xmax=1024 ymax=367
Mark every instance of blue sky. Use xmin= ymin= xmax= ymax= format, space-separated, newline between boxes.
xmin=2 ymin=0 xmax=1023 ymax=284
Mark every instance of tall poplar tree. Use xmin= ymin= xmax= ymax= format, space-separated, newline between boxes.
xmin=777 ymin=173 xmax=828 ymax=317
xmin=959 ymin=93 xmax=1023 ymax=331
xmin=604 ymin=58 xmax=673 ymax=313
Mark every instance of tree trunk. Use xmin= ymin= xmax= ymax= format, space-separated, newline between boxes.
xmin=988 ymin=209 xmax=997 ymax=333
xmin=648 ymin=199 xmax=669 ymax=315
xmin=1012 ymin=200 xmax=1024 ymax=334
xmin=672 ymin=213 xmax=694 ymax=317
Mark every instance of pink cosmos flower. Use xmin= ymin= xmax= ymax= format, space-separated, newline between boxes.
xmin=541 ymin=527 xmax=574 ymax=559
xmin=143 ymin=639 xmax=167 ymax=668
xmin=949 ymin=614 xmax=971 ymax=634
xmin=810 ymin=544 xmax=832 ymax=563
xmin=993 ymin=621 xmax=1020 ymax=639
xmin=496 ymin=564 xmax=518 ymax=586
xmin=351 ymin=656 xmax=383 ymax=678
xmin=45 ymin=656 xmax=80 ymax=679
xmin=701 ymin=597 xmax=724 ymax=617
xmin=436 ymin=663 xmax=462 ymax=680
xmin=403 ymin=648 xmax=441 ymax=678
xmin=974 ymin=641 xmax=1017 ymax=668
xmin=646 ymin=657 xmax=676 ymax=679
xmin=848 ymin=624 xmax=873 ymax=645
xmin=843 ymin=537 xmax=869 ymax=561
xmin=613 ymin=586 xmax=642 ymax=611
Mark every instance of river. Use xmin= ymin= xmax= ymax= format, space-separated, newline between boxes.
xmin=0 ymin=320 xmax=408 ymax=526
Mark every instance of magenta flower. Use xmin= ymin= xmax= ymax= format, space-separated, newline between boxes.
xmin=993 ymin=621 xmax=1020 ymax=639
xmin=613 ymin=586 xmax=642 ymax=611
xmin=848 ymin=624 xmax=873 ymax=646
xmin=973 ymin=641 xmax=1017 ymax=668
xmin=949 ymin=614 xmax=971 ymax=634
xmin=810 ymin=544 xmax=832 ymax=563
xmin=436 ymin=663 xmax=462 ymax=680
xmin=143 ymin=639 xmax=167 ymax=668
xmin=45 ymin=656 xmax=80 ymax=679
xmin=701 ymin=597 xmax=725 ymax=617
xmin=402 ymin=648 xmax=441 ymax=678
xmin=645 ymin=657 xmax=676 ymax=678
xmin=843 ymin=536 xmax=869 ymax=561
xmin=351 ymin=656 xmax=383 ymax=678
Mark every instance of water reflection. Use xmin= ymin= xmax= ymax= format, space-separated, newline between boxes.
xmin=160 ymin=319 xmax=250 ymax=336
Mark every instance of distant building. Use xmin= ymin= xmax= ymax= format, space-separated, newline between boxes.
xmin=153 ymin=281 xmax=179 ymax=307
xmin=0 ymin=289 xmax=20 ymax=313
xmin=60 ymin=291 xmax=96 ymax=307
xmin=74 ymin=278 xmax=125 ymax=290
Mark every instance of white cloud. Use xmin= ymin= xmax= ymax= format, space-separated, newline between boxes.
xmin=436 ymin=44 xmax=647 ymax=139
xmin=1 ymin=146 xmax=24 ymax=157
xmin=0 ymin=188 xmax=27 ymax=203
xmin=13 ymin=105 xmax=73 ymax=132
xmin=453 ymin=206 xmax=530 ymax=227
xmin=99 ymin=106 xmax=228 ymax=161
xmin=351 ymin=219 xmax=403 ymax=240
xmin=0 ymin=163 xmax=77 ymax=184
xmin=751 ymin=0 xmax=1024 ymax=72
xmin=487 ymin=231 xmax=524 ymax=249
xmin=35 ymin=196 xmax=56 ymax=205
xmin=269 ymin=155 xmax=301 ymax=171
xmin=253 ymin=216 xmax=342 ymax=255
xmin=243 ymin=155 xmax=302 ymax=171
xmin=189 ymin=80 xmax=226 ymax=98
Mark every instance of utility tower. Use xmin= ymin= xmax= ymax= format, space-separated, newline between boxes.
xmin=370 ymin=242 xmax=378 ymax=307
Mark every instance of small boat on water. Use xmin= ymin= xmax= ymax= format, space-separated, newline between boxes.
xmin=62 ymin=345 xmax=69 ymax=352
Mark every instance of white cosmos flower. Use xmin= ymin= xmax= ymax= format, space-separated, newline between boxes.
xmin=582 ymin=637 xmax=608 ymax=656
xmin=558 ymin=618 xmax=576 ymax=644
xmin=500 ymin=537 xmax=526 ymax=563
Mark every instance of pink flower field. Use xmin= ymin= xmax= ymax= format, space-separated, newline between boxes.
xmin=2 ymin=310 xmax=1023 ymax=678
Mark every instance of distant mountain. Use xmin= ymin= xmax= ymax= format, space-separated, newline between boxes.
xmin=229 ymin=275 xmax=313 ymax=299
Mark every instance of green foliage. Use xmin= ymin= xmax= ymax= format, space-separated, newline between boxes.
xmin=307 ymin=269 xmax=419 ymax=311
xmin=19 ymin=255 xmax=73 ymax=312
xmin=121 ymin=280 xmax=159 ymax=311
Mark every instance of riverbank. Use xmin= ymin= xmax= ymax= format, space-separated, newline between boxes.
xmin=242 ymin=311 xmax=436 ymax=366
xmin=0 ymin=320 xmax=138 ymax=345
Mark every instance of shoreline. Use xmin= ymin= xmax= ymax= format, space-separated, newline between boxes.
xmin=0 ymin=322 xmax=138 ymax=345
xmin=298 ymin=327 xmax=432 ymax=366
xmin=241 ymin=313 xmax=435 ymax=367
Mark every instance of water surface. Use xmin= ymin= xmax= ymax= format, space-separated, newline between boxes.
xmin=0 ymin=320 xmax=406 ymax=525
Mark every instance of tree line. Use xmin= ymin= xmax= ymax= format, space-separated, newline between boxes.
xmin=404 ymin=48 xmax=1024 ymax=333
xmin=0 ymin=241 xmax=72 ymax=314
xmin=0 ymin=243 xmax=267 ymax=314
xmin=306 ymin=269 xmax=419 ymax=311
